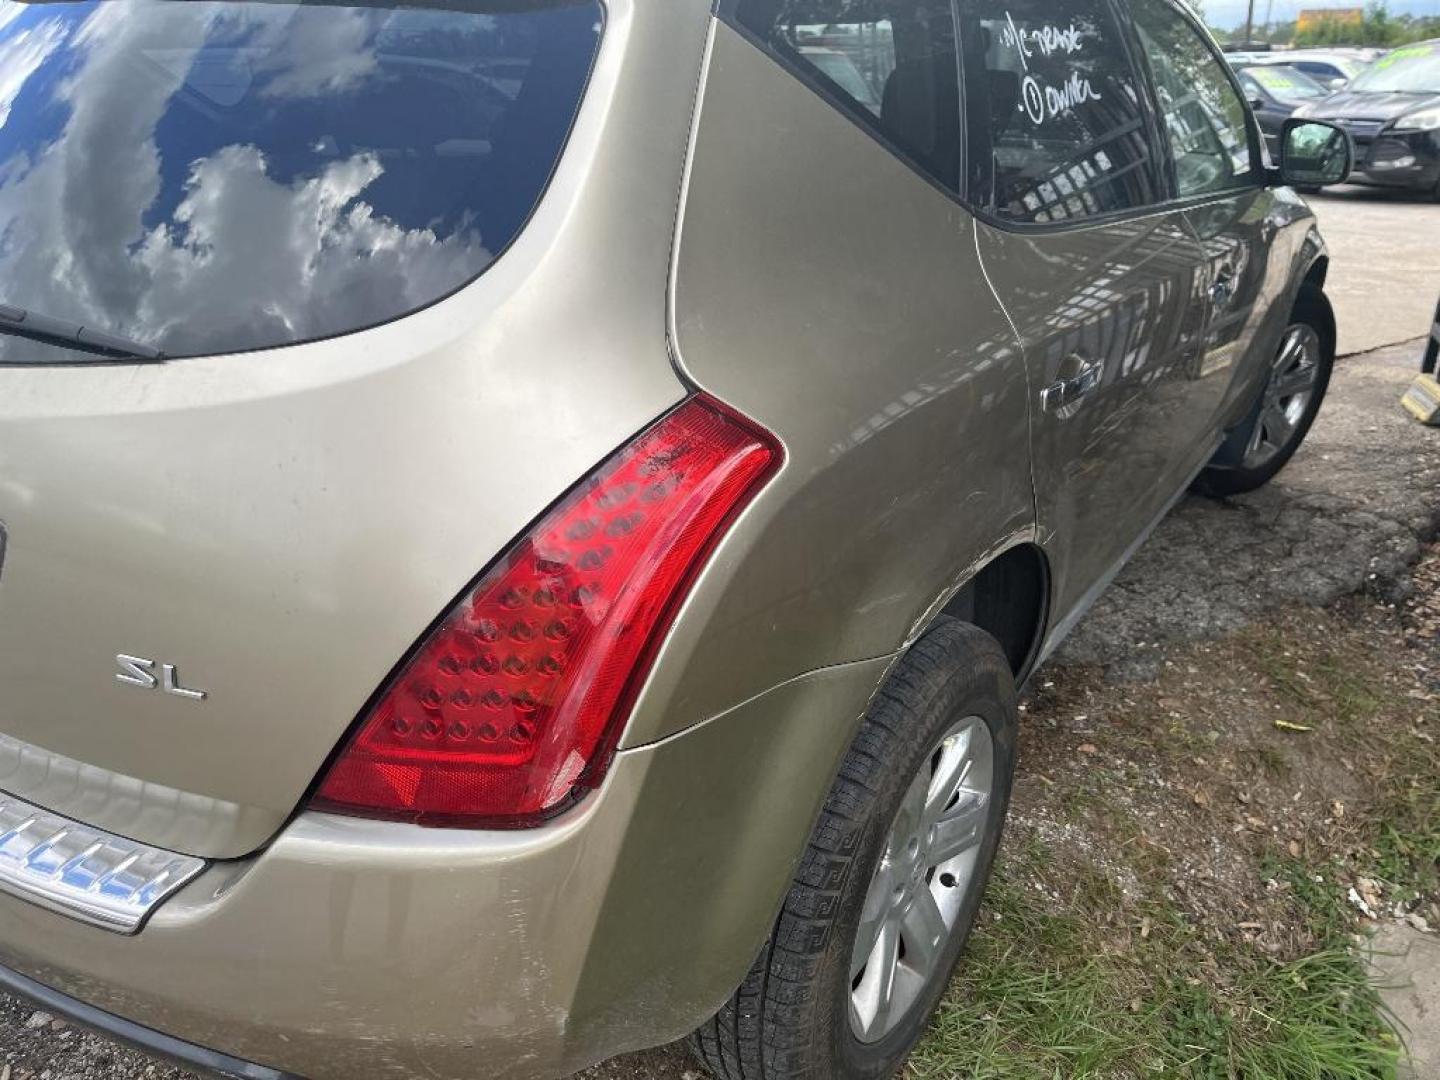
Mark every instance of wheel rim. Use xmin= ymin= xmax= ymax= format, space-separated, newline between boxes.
xmin=1241 ymin=323 xmax=1321 ymax=470
xmin=848 ymin=716 xmax=995 ymax=1044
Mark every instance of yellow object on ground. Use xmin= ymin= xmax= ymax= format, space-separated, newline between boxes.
xmin=1406 ymin=293 xmax=1439 ymax=424
xmin=1402 ymin=373 xmax=1440 ymax=426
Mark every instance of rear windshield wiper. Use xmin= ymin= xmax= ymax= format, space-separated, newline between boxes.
xmin=0 ymin=302 xmax=164 ymax=362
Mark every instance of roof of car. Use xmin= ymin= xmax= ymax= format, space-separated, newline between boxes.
xmin=1265 ymin=49 xmax=1367 ymax=62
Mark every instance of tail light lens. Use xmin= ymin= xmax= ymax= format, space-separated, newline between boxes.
xmin=311 ymin=395 xmax=781 ymax=827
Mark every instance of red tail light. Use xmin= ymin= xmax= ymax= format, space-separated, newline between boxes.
xmin=311 ymin=395 xmax=781 ymax=827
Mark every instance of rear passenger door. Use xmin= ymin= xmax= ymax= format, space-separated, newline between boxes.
xmin=960 ymin=0 xmax=1212 ymax=630
xmin=1127 ymin=0 xmax=1277 ymax=452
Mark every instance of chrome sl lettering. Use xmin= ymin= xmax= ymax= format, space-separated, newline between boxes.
xmin=115 ymin=654 xmax=208 ymax=701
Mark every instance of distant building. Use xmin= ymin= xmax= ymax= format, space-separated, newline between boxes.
xmin=1296 ymin=7 xmax=1364 ymax=31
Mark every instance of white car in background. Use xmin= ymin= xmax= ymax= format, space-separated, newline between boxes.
xmin=1244 ymin=49 xmax=1373 ymax=89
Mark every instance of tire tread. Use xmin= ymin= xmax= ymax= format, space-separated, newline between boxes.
xmin=1194 ymin=284 xmax=1334 ymax=498
xmin=688 ymin=621 xmax=1012 ymax=1080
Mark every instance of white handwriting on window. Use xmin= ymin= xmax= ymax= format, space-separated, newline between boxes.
xmin=1000 ymin=13 xmax=1103 ymax=125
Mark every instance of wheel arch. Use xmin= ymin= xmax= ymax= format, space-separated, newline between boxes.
xmin=567 ymin=544 xmax=1052 ymax=1064
xmin=1301 ymin=253 xmax=1329 ymax=292
xmin=929 ymin=542 xmax=1050 ymax=686
xmin=1296 ymin=275 xmax=1337 ymax=362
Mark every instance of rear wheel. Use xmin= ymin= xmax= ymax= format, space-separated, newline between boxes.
xmin=690 ymin=620 xmax=1017 ymax=1080
xmin=1194 ymin=286 xmax=1333 ymax=498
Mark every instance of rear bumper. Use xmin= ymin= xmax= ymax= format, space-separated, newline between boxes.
xmin=0 ymin=962 xmax=294 ymax=1080
xmin=0 ymin=657 xmax=889 ymax=1080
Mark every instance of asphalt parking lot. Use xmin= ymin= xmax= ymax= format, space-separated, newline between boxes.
xmin=3 ymin=189 xmax=1438 ymax=1080
xmin=1305 ymin=184 xmax=1440 ymax=356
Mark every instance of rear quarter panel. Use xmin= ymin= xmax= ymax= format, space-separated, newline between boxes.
xmin=632 ymin=20 xmax=1035 ymax=747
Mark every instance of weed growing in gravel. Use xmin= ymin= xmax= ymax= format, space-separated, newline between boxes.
xmin=907 ymin=854 xmax=1399 ymax=1080
xmin=1370 ymin=752 xmax=1440 ymax=909
xmin=908 ymin=600 xmax=1436 ymax=1080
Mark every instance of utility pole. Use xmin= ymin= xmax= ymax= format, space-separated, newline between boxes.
xmin=1244 ymin=0 xmax=1256 ymax=44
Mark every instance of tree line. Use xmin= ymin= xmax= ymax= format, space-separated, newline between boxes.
xmin=1208 ymin=2 xmax=1440 ymax=47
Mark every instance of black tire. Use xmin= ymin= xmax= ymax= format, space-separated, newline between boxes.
xmin=1193 ymin=284 xmax=1334 ymax=498
xmin=689 ymin=620 xmax=1018 ymax=1080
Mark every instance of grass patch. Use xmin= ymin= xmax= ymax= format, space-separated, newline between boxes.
xmin=1369 ymin=745 xmax=1440 ymax=908
xmin=910 ymin=856 xmax=1400 ymax=1080
xmin=1264 ymin=855 xmax=1356 ymax=942
xmin=1247 ymin=632 xmax=1387 ymax=733
xmin=909 ymin=604 xmax=1439 ymax=1080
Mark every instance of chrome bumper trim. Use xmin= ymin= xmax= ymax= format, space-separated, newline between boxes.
xmin=0 ymin=791 xmax=205 ymax=933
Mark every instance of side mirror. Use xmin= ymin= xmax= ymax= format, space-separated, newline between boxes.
xmin=1249 ymin=96 xmax=1265 ymax=110
xmin=1278 ymin=119 xmax=1353 ymax=187
xmin=1328 ymin=77 xmax=1346 ymax=90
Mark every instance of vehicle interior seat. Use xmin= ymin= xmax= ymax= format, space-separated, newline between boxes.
xmin=881 ymin=27 xmax=961 ymax=189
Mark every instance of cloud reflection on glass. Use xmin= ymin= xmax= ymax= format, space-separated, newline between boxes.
xmin=0 ymin=0 xmax=601 ymax=361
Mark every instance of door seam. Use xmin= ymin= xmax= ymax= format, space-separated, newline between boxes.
xmin=972 ymin=223 xmax=1041 ymax=544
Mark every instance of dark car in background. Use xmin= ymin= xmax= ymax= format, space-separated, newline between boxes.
xmin=1239 ymin=64 xmax=1335 ymax=157
xmin=1295 ymin=39 xmax=1440 ymax=196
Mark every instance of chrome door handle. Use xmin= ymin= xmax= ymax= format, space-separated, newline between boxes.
xmin=1040 ymin=360 xmax=1102 ymax=413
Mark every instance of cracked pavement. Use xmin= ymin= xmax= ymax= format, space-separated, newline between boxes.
xmin=1058 ymin=338 xmax=1440 ymax=679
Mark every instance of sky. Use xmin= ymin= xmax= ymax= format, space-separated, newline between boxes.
xmin=1203 ymin=0 xmax=1440 ymax=28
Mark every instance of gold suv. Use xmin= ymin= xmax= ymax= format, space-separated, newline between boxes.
xmin=0 ymin=0 xmax=1350 ymax=1076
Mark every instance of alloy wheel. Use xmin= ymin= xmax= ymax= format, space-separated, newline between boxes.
xmin=848 ymin=716 xmax=995 ymax=1043
xmin=1241 ymin=323 xmax=1322 ymax=470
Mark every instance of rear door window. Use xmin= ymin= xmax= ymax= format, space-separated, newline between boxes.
xmin=726 ymin=0 xmax=962 ymax=190
xmin=1128 ymin=0 xmax=1259 ymax=198
xmin=0 ymin=0 xmax=602 ymax=360
xmin=956 ymin=0 xmax=1164 ymax=224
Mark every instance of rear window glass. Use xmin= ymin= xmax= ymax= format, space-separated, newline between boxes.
xmin=1294 ymin=58 xmax=1364 ymax=81
xmin=0 ymin=0 xmax=602 ymax=361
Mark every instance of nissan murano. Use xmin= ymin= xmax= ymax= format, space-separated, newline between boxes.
xmin=0 ymin=0 xmax=1351 ymax=1077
